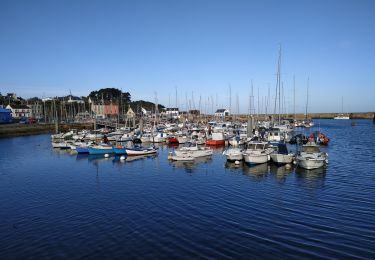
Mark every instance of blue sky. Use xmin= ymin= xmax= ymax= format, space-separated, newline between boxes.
xmin=1 ymin=0 xmax=374 ymax=113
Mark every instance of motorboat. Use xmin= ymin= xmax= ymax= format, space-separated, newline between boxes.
xmin=296 ymin=142 xmax=328 ymax=169
xmin=223 ymin=147 xmax=243 ymax=161
xmin=173 ymin=142 xmax=213 ymax=159
xmin=243 ymin=141 xmax=274 ymax=165
xmin=206 ymin=132 xmax=225 ymax=146
xmin=270 ymin=143 xmax=294 ymax=165
xmin=88 ymin=144 xmax=114 ymax=155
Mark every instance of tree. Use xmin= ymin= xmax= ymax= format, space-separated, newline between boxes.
xmin=88 ymin=88 xmax=131 ymax=104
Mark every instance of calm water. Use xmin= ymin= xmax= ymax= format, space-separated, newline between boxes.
xmin=1 ymin=120 xmax=374 ymax=259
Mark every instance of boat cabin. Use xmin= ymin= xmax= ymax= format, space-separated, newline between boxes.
xmin=302 ymin=145 xmax=320 ymax=153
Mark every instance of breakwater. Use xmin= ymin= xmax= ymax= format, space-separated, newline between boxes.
xmin=0 ymin=123 xmax=93 ymax=138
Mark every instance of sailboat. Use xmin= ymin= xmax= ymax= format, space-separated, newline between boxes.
xmin=334 ymin=97 xmax=349 ymax=119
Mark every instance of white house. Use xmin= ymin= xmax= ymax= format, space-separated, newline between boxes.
xmin=141 ymin=107 xmax=151 ymax=116
xmin=126 ymin=106 xmax=135 ymax=118
xmin=164 ymin=107 xmax=179 ymax=118
xmin=6 ymin=104 xmax=32 ymax=118
xmin=28 ymin=103 xmax=43 ymax=119
xmin=67 ymin=95 xmax=84 ymax=104
xmin=214 ymin=108 xmax=230 ymax=117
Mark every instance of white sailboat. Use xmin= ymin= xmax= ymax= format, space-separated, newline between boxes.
xmin=334 ymin=97 xmax=350 ymax=119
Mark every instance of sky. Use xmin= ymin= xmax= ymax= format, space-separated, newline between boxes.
xmin=0 ymin=0 xmax=374 ymax=113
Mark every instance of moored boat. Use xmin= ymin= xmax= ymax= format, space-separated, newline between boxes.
xmin=88 ymin=144 xmax=114 ymax=155
xmin=223 ymin=147 xmax=243 ymax=161
xmin=270 ymin=143 xmax=294 ymax=165
xmin=243 ymin=141 xmax=272 ymax=165
xmin=296 ymin=142 xmax=328 ymax=170
xmin=206 ymin=132 xmax=225 ymax=146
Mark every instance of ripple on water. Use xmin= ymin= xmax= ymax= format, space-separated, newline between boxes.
xmin=0 ymin=121 xmax=375 ymax=259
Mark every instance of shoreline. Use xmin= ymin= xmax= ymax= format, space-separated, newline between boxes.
xmin=0 ymin=123 xmax=93 ymax=138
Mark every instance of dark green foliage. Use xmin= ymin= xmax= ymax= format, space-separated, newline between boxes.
xmin=88 ymin=88 xmax=131 ymax=103
xmin=130 ymin=100 xmax=165 ymax=113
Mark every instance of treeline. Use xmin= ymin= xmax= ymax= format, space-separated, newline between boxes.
xmin=0 ymin=88 xmax=164 ymax=114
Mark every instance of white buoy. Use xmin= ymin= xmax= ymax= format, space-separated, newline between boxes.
xmin=285 ymin=163 xmax=292 ymax=169
xmin=235 ymin=160 xmax=240 ymax=165
xmin=120 ymin=155 xmax=126 ymax=160
xmin=104 ymin=154 xmax=109 ymax=158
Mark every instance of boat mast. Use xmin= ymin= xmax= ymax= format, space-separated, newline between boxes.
xmin=293 ymin=75 xmax=296 ymax=122
xmin=305 ymin=77 xmax=309 ymax=120
xmin=341 ymin=96 xmax=344 ymax=114
xmin=277 ymin=44 xmax=282 ymax=125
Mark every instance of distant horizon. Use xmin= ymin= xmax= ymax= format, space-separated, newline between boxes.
xmin=1 ymin=0 xmax=374 ymax=113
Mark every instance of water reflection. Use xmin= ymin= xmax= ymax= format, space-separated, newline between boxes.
xmin=295 ymin=166 xmax=327 ymax=189
xmin=269 ymin=164 xmax=294 ymax=183
xmin=242 ymin=163 xmax=269 ymax=179
xmin=169 ymin=156 xmax=212 ymax=172
xmin=225 ymin=161 xmax=244 ymax=170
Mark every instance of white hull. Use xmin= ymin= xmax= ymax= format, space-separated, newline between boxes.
xmin=270 ymin=154 xmax=294 ymax=164
xmin=243 ymin=153 xmax=268 ymax=165
xmin=334 ymin=116 xmax=350 ymax=120
xmin=297 ymin=157 xmax=325 ymax=169
xmin=223 ymin=148 xmax=243 ymax=161
xmin=126 ymin=149 xmax=157 ymax=156
xmin=174 ymin=147 xmax=213 ymax=158
xmin=171 ymin=155 xmax=195 ymax=161
xmin=226 ymin=153 xmax=243 ymax=161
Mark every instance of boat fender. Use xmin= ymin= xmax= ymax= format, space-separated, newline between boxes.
xmin=167 ymin=151 xmax=173 ymax=160
xmin=120 ymin=156 xmax=126 ymax=160
xmin=104 ymin=154 xmax=109 ymax=158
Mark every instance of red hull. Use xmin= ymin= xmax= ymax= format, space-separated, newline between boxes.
xmin=167 ymin=137 xmax=179 ymax=144
xmin=206 ymin=139 xmax=225 ymax=146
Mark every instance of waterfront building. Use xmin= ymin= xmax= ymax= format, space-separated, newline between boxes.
xmin=126 ymin=106 xmax=135 ymax=118
xmin=74 ymin=112 xmax=92 ymax=122
xmin=189 ymin=110 xmax=200 ymax=115
xmin=6 ymin=104 xmax=32 ymax=118
xmin=164 ymin=108 xmax=179 ymax=118
xmin=141 ymin=107 xmax=151 ymax=117
xmin=67 ymin=95 xmax=84 ymax=104
xmin=29 ymin=103 xmax=43 ymax=119
xmin=215 ymin=108 xmax=230 ymax=117
xmin=91 ymin=102 xmax=119 ymax=119
xmin=0 ymin=108 xmax=12 ymax=123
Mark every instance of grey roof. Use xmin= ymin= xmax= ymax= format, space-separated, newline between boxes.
xmin=8 ymin=104 xmax=30 ymax=109
xmin=215 ymin=109 xmax=227 ymax=113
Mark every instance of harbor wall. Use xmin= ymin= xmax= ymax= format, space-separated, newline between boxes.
xmin=0 ymin=123 xmax=93 ymax=138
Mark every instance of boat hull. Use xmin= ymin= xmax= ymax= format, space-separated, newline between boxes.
xmin=226 ymin=153 xmax=243 ymax=161
xmin=270 ymin=154 xmax=294 ymax=165
xmin=113 ymin=147 xmax=126 ymax=155
xmin=243 ymin=154 xmax=268 ymax=165
xmin=76 ymin=147 xmax=89 ymax=154
xmin=297 ymin=158 xmax=325 ymax=169
xmin=125 ymin=148 xmax=157 ymax=156
xmin=88 ymin=147 xmax=114 ymax=155
xmin=206 ymin=140 xmax=225 ymax=146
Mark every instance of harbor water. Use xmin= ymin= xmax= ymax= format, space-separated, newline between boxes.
xmin=0 ymin=119 xmax=374 ymax=259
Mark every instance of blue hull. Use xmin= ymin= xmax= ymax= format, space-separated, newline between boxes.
xmin=88 ymin=147 xmax=114 ymax=155
xmin=76 ymin=147 xmax=89 ymax=154
xmin=113 ymin=147 xmax=126 ymax=155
